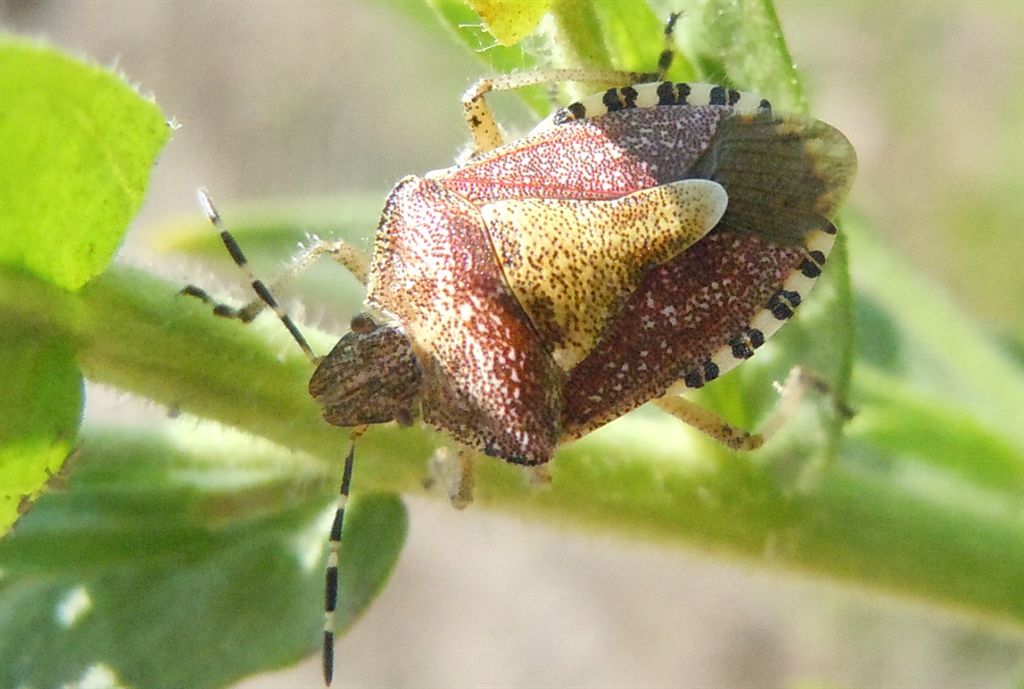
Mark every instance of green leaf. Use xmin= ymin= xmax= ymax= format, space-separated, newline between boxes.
xmin=851 ymin=365 xmax=1024 ymax=494
xmin=546 ymin=0 xmax=611 ymax=70
xmin=0 ymin=35 xmax=170 ymax=291
xmin=591 ymin=0 xmax=695 ymax=77
xmin=0 ymin=327 xmax=83 ymax=535
xmin=467 ymin=0 xmax=551 ymax=46
xmin=669 ymin=0 xmax=808 ymax=113
xmin=843 ymin=215 xmax=1024 ymax=493
xmin=420 ymin=0 xmax=550 ymax=114
xmin=0 ymin=427 xmax=408 ymax=689
xmin=421 ymin=0 xmax=539 ymax=71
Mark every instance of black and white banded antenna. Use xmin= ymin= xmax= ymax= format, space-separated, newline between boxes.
xmin=194 ymin=188 xmax=318 ymax=364
xmin=188 ymin=189 xmax=361 ymax=686
xmin=323 ymin=435 xmax=358 ymax=686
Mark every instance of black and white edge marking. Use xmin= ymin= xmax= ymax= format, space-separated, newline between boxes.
xmin=537 ymin=82 xmax=771 ymax=132
xmin=668 ymin=224 xmax=837 ymax=395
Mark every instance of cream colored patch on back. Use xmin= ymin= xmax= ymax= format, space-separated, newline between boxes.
xmin=482 ymin=180 xmax=727 ymax=369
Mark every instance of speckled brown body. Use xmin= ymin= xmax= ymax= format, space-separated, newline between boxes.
xmin=309 ymin=82 xmax=856 ymax=465
xmin=366 ymin=177 xmax=565 ymax=462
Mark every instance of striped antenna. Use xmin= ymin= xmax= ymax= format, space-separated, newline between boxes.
xmin=196 ymin=188 xmax=319 ymax=364
xmin=656 ymin=11 xmax=681 ymax=78
xmin=323 ymin=438 xmax=357 ymax=685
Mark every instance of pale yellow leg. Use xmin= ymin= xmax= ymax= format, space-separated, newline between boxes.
xmin=526 ymin=464 xmax=552 ymax=488
xmin=655 ymin=395 xmax=764 ymax=451
xmin=756 ymin=367 xmax=808 ymax=442
xmin=463 ymin=68 xmax=651 ymax=155
xmin=452 ymin=449 xmax=476 ymax=510
xmin=229 ymin=238 xmax=370 ymax=322
xmin=427 ymin=447 xmax=476 ymax=509
xmin=283 ymin=237 xmax=370 ymax=287
xmin=462 ymin=13 xmax=681 ymax=155
xmin=655 ymin=366 xmax=828 ymax=451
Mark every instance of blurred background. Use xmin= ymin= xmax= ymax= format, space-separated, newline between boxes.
xmin=2 ymin=1 xmax=1021 ymax=687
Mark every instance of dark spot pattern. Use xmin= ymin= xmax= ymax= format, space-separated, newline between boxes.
xmin=799 ymin=248 xmax=827 ymax=278
xmin=444 ymin=106 xmax=732 ymax=203
xmin=747 ymin=328 xmax=765 ymax=349
xmin=767 ymin=288 xmax=801 ymax=320
xmin=730 ymin=336 xmax=754 ymax=360
xmin=603 ymin=88 xmax=624 ymax=111
xmin=799 ymin=259 xmax=821 ymax=278
xmin=554 ymin=102 xmax=587 ymax=125
xmin=657 ymin=81 xmax=692 ymax=106
xmin=656 ymin=81 xmax=676 ymax=105
xmin=799 ymin=247 xmax=826 ymax=278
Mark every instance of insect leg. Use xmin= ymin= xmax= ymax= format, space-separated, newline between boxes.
xmin=323 ymin=427 xmax=364 ymax=686
xmin=463 ymin=67 xmax=650 ymax=156
xmin=656 ymin=368 xmax=854 ymax=450
xmin=426 ymin=447 xmax=476 ymax=509
xmin=756 ymin=367 xmax=855 ymax=442
xmin=752 ymin=367 xmax=808 ymax=444
xmin=462 ymin=12 xmax=681 ymax=155
xmin=653 ymin=395 xmax=764 ymax=451
xmin=180 ymin=189 xmax=318 ymax=363
xmin=452 ymin=448 xmax=476 ymax=509
xmin=256 ymin=235 xmax=370 ymax=295
xmin=194 ymin=237 xmax=370 ymax=325
xmin=526 ymin=464 xmax=552 ymax=487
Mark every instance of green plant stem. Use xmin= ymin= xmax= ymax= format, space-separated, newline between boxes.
xmin=2 ymin=261 xmax=1022 ymax=628
xmin=2 ymin=261 xmax=1024 ymax=626
xmin=548 ymin=0 xmax=611 ymax=70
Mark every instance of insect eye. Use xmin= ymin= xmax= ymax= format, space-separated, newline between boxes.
xmin=350 ymin=313 xmax=377 ymax=334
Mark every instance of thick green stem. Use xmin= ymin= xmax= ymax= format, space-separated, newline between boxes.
xmin=2 ymin=262 xmax=1022 ymax=627
xmin=548 ymin=0 xmax=612 ymax=70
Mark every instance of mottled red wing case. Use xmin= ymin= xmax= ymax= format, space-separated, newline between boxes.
xmin=438 ymin=104 xmax=854 ymax=440
xmin=368 ymin=177 xmax=563 ymax=463
xmin=441 ymin=106 xmax=734 ymax=202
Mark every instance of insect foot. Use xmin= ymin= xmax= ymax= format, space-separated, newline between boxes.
xmin=426 ymin=447 xmax=476 ymax=510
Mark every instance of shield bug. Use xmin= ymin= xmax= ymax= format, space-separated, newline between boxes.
xmin=183 ymin=16 xmax=856 ymax=684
